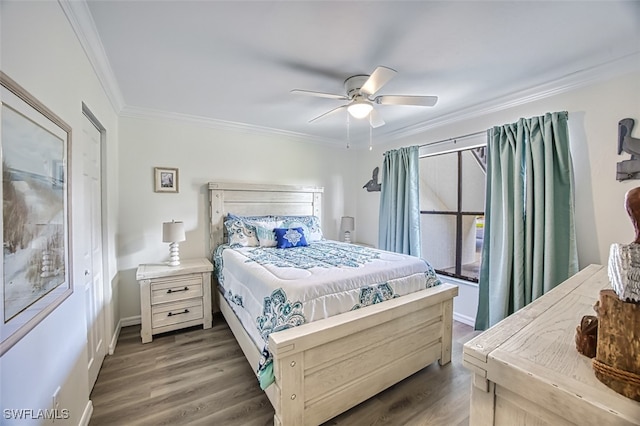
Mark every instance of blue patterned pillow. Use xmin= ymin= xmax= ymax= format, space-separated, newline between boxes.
xmin=274 ymin=227 xmax=308 ymax=249
xmin=224 ymin=215 xmax=259 ymax=247
xmin=225 ymin=214 xmax=282 ymax=247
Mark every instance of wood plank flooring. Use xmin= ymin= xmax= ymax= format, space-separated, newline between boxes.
xmin=90 ymin=315 xmax=478 ymax=426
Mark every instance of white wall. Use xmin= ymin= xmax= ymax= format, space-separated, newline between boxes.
xmin=0 ymin=1 xmax=119 ymax=424
xmin=116 ymin=115 xmax=357 ymax=319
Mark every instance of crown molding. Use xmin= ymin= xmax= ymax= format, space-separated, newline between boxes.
xmin=58 ymin=0 xmax=125 ymax=114
xmin=385 ymin=52 xmax=640 ymax=141
xmin=123 ymin=48 xmax=639 ymax=148
xmin=59 ymin=0 xmax=639 ymax=147
xmin=120 ymin=106 xmax=345 ymax=147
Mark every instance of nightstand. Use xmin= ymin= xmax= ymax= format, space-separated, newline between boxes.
xmin=136 ymin=258 xmax=213 ymax=343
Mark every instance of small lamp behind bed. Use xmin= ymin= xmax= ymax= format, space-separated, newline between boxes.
xmin=341 ymin=216 xmax=355 ymax=244
xmin=162 ymin=220 xmax=186 ymax=266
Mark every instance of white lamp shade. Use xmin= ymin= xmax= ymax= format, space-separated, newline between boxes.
xmin=341 ymin=216 xmax=355 ymax=232
xmin=162 ymin=221 xmax=186 ymax=243
xmin=347 ymin=101 xmax=373 ymax=119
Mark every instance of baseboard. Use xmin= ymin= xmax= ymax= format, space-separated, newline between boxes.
xmin=108 ymin=319 xmax=122 ymax=355
xmin=78 ymin=400 xmax=93 ymax=426
xmin=120 ymin=315 xmax=141 ymax=327
xmin=453 ymin=311 xmax=475 ymax=327
xmin=107 ymin=316 xmax=140 ymax=354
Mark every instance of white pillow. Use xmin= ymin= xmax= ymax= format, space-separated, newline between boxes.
xmin=254 ymin=221 xmax=282 ymax=247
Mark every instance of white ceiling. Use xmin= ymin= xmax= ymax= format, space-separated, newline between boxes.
xmin=76 ymin=0 xmax=640 ymax=146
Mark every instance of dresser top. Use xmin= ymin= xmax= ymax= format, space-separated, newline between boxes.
xmin=136 ymin=258 xmax=213 ymax=280
xmin=463 ymin=264 xmax=640 ymax=423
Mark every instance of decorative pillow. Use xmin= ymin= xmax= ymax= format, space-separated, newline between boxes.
xmin=255 ymin=225 xmax=278 ymax=247
xmin=224 ymin=216 xmax=259 ymax=247
xmin=225 ymin=214 xmax=282 ymax=247
xmin=278 ymin=216 xmax=323 ymax=242
xmin=274 ymin=227 xmax=308 ymax=249
xmin=251 ymin=218 xmax=282 ymax=247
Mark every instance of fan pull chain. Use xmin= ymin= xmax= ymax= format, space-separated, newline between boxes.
xmin=369 ymin=115 xmax=373 ymax=151
xmin=348 ymin=114 xmax=351 ymax=149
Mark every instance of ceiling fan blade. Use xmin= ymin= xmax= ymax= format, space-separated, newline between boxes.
xmin=291 ymin=89 xmax=348 ymax=100
xmin=360 ymin=66 xmax=397 ymax=96
xmin=369 ymin=109 xmax=385 ymax=128
xmin=309 ymin=105 xmax=348 ymax=123
xmin=375 ymin=95 xmax=438 ymax=107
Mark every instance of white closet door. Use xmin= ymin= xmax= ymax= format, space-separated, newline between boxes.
xmin=82 ymin=113 xmax=105 ymax=390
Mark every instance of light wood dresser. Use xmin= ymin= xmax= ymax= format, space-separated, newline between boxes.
xmin=463 ymin=264 xmax=640 ymax=425
xmin=136 ymin=258 xmax=213 ymax=343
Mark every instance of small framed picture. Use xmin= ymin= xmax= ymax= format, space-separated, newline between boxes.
xmin=154 ymin=167 xmax=179 ymax=193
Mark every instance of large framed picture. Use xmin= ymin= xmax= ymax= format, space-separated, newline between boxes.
xmin=0 ymin=72 xmax=73 ymax=356
xmin=154 ymin=166 xmax=179 ymax=193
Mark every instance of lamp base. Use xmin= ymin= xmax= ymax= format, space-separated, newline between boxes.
xmin=168 ymin=242 xmax=180 ymax=266
xmin=344 ymin=231 xmax=351 ymax=244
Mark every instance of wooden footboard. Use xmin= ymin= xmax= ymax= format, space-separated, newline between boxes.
xmin=268 ymin=283 xmax=457 ymax=425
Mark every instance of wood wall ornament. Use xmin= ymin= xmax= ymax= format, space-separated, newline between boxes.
xmin=363 ymin=166 xmax=381 ymax=192
xmin=616 ymin=118 xmax=640 ymax=181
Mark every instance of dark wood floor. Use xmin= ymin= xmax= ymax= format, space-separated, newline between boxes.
xmin=90 ymin=315 xmax=477 ymax=426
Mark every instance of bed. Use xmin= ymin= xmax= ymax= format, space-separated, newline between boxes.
xmin=208 ymin=182 xmax=458 ymax=425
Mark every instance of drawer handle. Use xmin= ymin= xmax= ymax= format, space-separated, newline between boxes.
xmin=167 ymin=286 xmax=189 ymax=294
xmin=167 ymin=309 xmax=190 ymax=317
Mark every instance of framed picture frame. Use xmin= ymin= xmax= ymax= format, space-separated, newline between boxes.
xmin=0 ymin=72 xmax=73 ymax=356
xmin=154 ymin=167 xmax=179 ymax=193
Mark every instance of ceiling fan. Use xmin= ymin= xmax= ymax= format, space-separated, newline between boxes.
xmin=291 ymin=66 xmax=438 ymax=128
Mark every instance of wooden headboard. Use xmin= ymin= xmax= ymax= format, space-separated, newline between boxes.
xmin=208 ymin=182 xmax=324 ymax=253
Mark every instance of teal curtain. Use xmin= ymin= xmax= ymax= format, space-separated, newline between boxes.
xmin=475 ymin=112 xmax=578 ymax=330
xmin=378 ymin=145 xmax=421 ymax=257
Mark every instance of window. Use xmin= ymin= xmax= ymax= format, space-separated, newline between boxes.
xmin=419 ymin=146 xmax=486 ymax=282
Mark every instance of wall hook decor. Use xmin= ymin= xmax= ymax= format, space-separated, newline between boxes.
xmin=616 ymin=118 xmax=640 ymax=181
xmin=363 ymin=166 xmax=382 ymax=192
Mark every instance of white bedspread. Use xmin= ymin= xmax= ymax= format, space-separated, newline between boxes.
xmin=215 ymin=241 xmax=440 ymax=360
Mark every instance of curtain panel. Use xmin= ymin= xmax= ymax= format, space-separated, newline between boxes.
xmin=378 ymin=145 xmax=421 ymax=257
xmin=476 ymin=111 xmax=578 ymax=330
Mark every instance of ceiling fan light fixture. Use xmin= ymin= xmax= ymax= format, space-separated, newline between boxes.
xmin=347 ymin=100 xmax=373 ymax=119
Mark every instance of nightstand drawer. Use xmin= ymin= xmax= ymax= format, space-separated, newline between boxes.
xmin=151 ymin=275 xmax=203 ymax=305
xmin=151 ymin=298 xmax=203 ymax=329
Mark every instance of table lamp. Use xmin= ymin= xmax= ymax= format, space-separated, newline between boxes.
xmin=162 ymin=220 xmax=186 ymax=266
xmin=341 ymin=216 xmax=355 ymax=243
